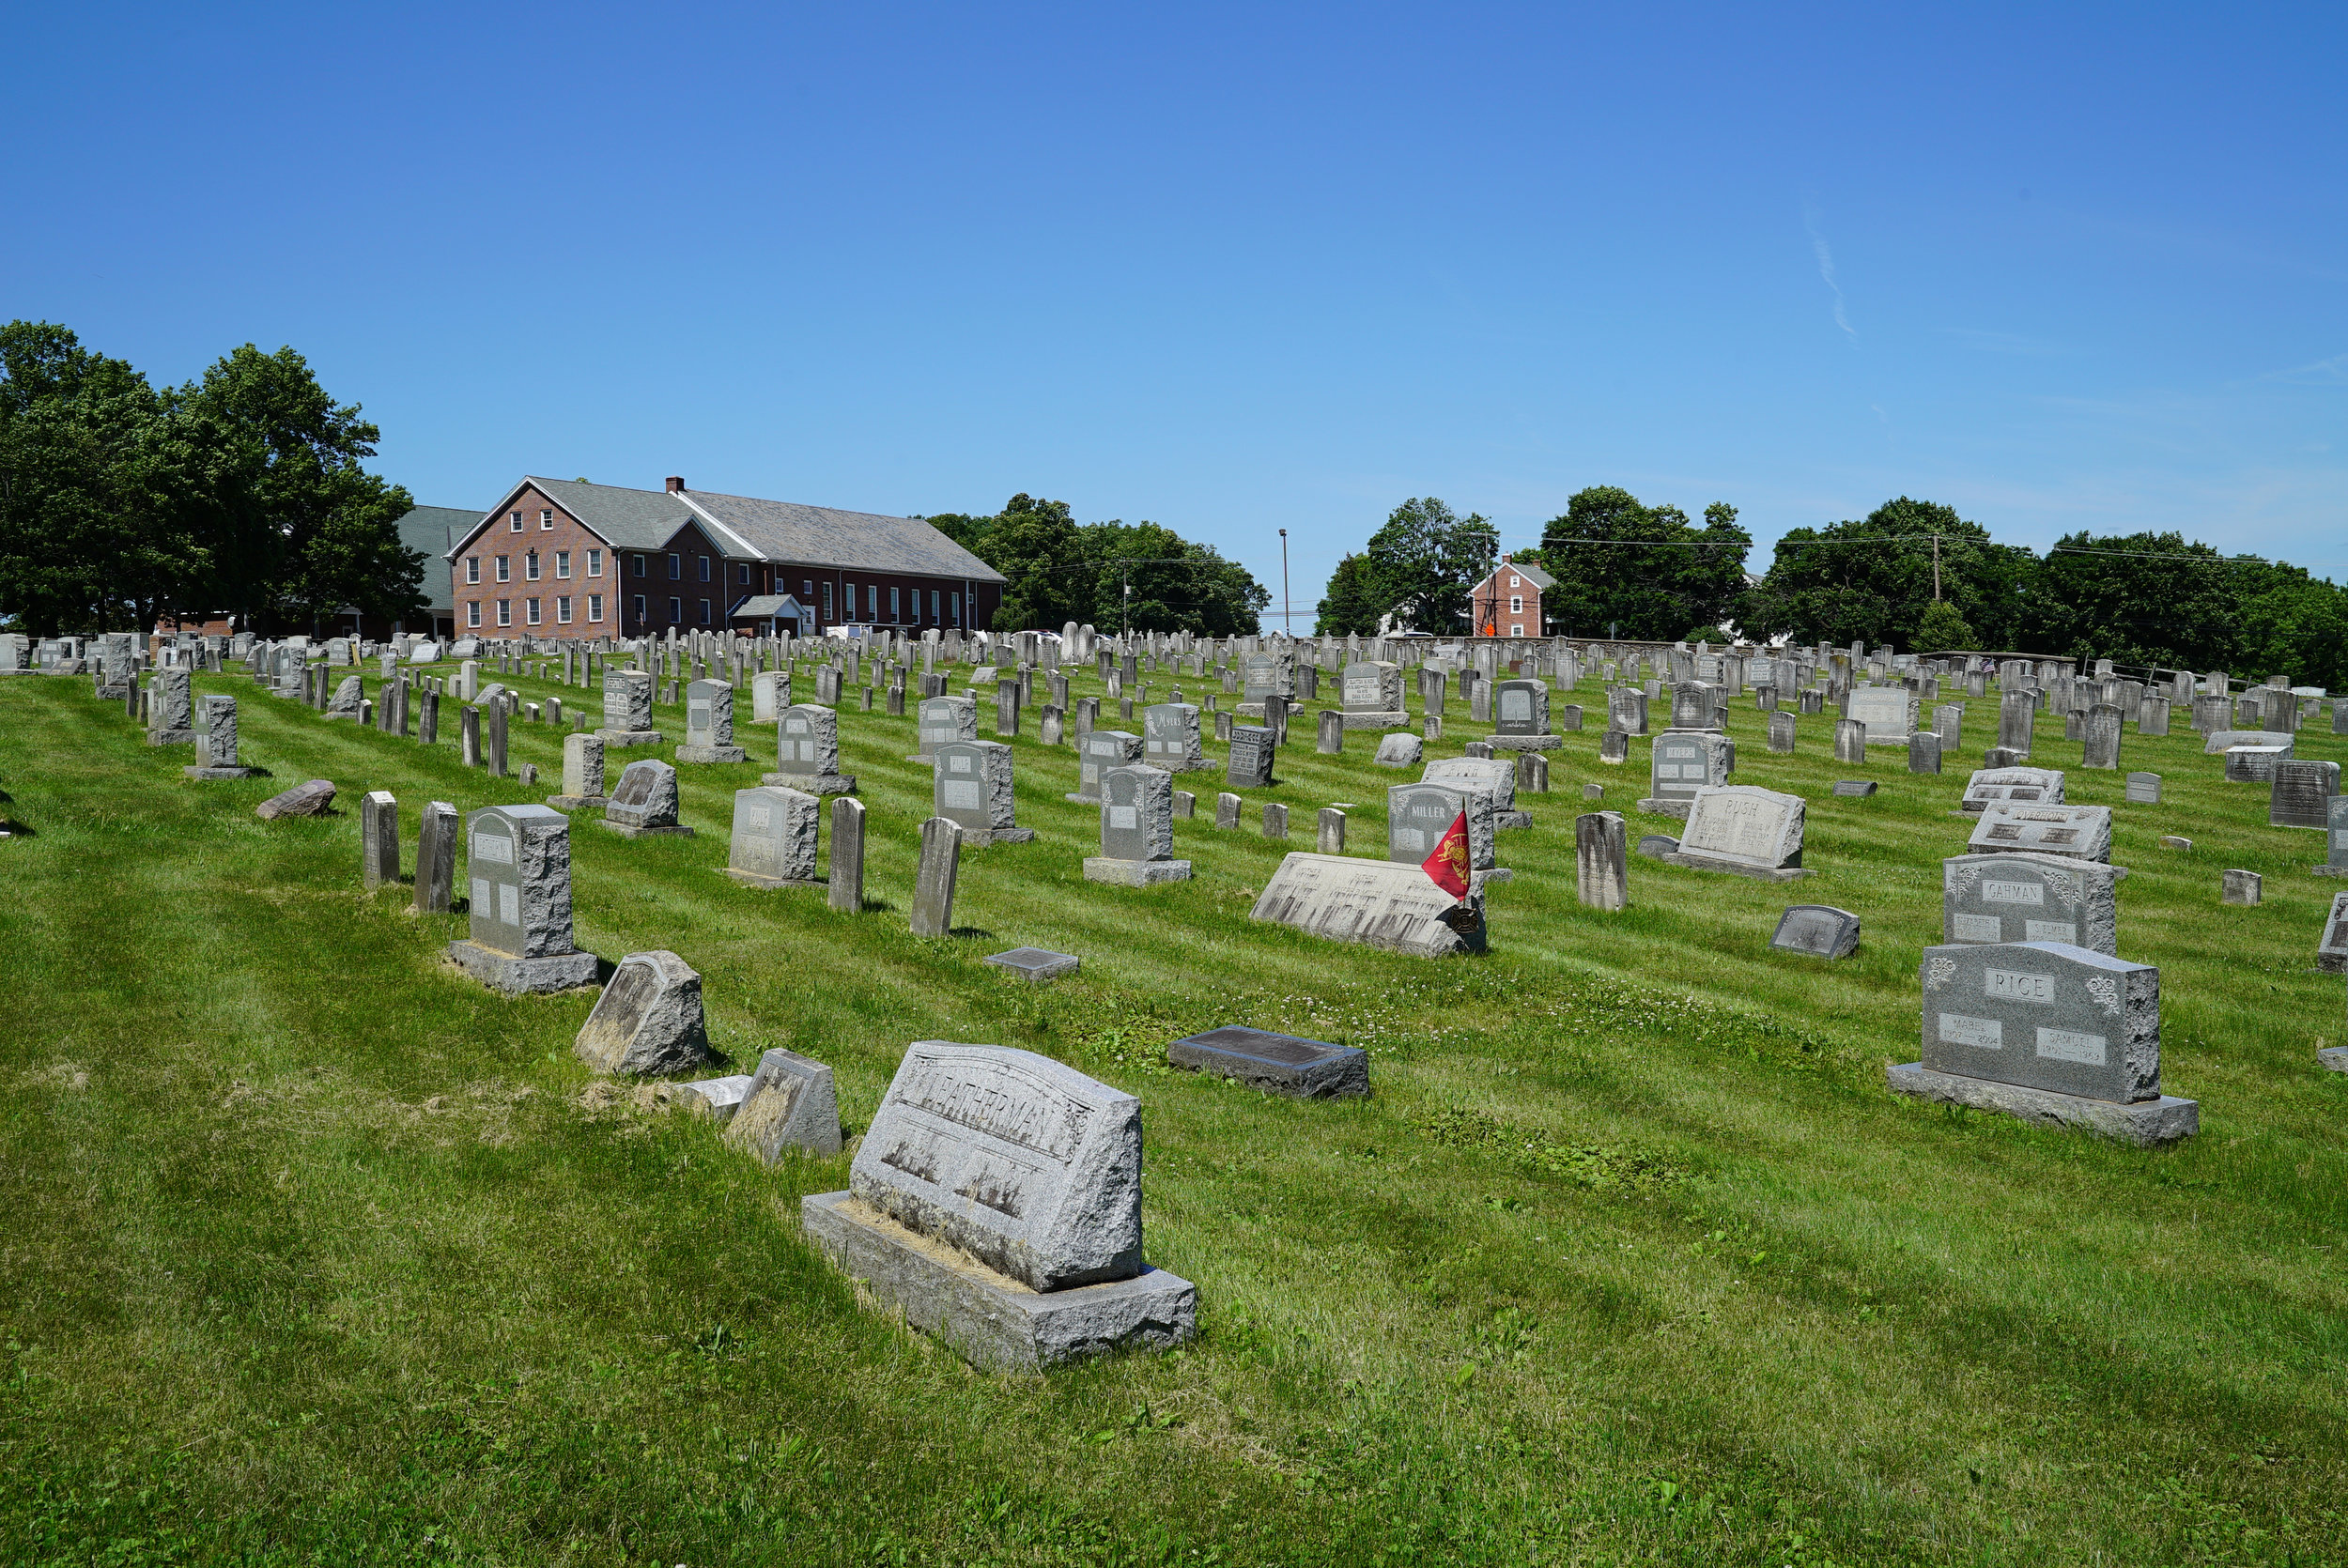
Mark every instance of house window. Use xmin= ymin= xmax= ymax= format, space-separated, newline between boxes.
xmin=668 ymin=597 xmax=682 ymax=623
xmin=737 ymin=562 xmax=750 ymax=586
xmin=822 ymin=582 xmax=833 ymax=619
xmin=526 ymin=597 xmax=541 ymax=625
xmin=588 ymin=593 xmax=604 ymax=623
xmin=668 ymin=553 xmax=681 ymax=580
xmin=556 ymin=551 xmax=571 ymax=578
xmin=588 ymin=549 xmax=603 ymax=577
xmin=950 ymin=592 xmax=961 ymax=626
xmin=802 ymin=580 xmax=813 ymax=597
xmin=1509 ymin=595 xmax=1522 ymax=614
xmin=698 ymin=598 xmax=712 ymax=624
xmin=930 ymin=591 xmax=939 ymax=623
xmin=1511 ymin=624 xmax=1524 ymax=638
xmin=509 ymin=511 xmax=523 ymax=532
xmin=866 ymin=584 xmax=878 ymax=620
xmin=540 ymin=508 xmax=554 ymax=530
xmin=631 ymin=553 xmax=646 ymax=578
xmin=889 ymin=586 xmax=901 ymax=621
xmin=465 ymin=557 xmax=480 ymax=584
xmin=467 ymin=602 xmax=481 ymax=628
xmin=526 ymin=551 xmax=540 ymax=581
xmin=494 ymin=556 xmax=510 ymax=582
xmin=557 ymin=595 xmax=571 ymax=623
xmin=698 ymin=555 xmax=711 ymax=582
xmin=497 ymin=599 xmax=511 ymax=627
xmin=1508 ymin=576 xmax=1521 ymax=590
xmin=631 ymin=593 xmax=646 ymax=624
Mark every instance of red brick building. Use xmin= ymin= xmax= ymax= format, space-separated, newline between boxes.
xmin=444 ymin=477 xmax=1006 ymax=640
xmin=1468 ymin=556 xmax=1552 ymax=638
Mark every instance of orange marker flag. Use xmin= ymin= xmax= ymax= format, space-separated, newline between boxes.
xmin=1420 ymin=808 xmax=1472 ymax=900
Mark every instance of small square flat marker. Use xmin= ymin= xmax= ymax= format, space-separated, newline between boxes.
xmin=1832 ymin=780 xmax=1877 ymax=797
xmin=984 ymin=946 xmax=1081 ymax=982
xmin=1166 ymin=1026 xmax=1368 ymax=1099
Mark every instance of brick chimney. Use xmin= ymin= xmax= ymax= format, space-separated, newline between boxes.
xmin=665 ymin=476 xmax=686 ymax=493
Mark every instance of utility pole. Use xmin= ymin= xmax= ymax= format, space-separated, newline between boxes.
xmin=1278 ymin=530 xmax=1290 ymax=636
xmin=1933 ymin=533 xmax=1942 ymax=600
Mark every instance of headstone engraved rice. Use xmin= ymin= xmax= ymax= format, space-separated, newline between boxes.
xmin=1340 ymin=662 xmax=1406 ymax=729
xmin=1967 ymin=802 xmax=2111 ymax=862
xmin=1226 ymin=725 xmax=1274 ymax=789
xmin=726 ymin=785 xmax=822 ymax=887
xmin=603 ymin=759 xmax=693 ymax=837
xmin=802 ymin=1042 xmax=1195 ymax=1370
xmin=450 ymin=805 xmax=596 ymax=992
xmin=934 ymin=740 xmax=1029 ymax=843
xmin=675 ymin=679 xmax=745 ymax=762
xmin=1959 ymin=766 xmax=2065 ymax=815
xmin=1069 ymin=730 xmax=1142 ymax=804
xmin=1770 ymin=905 xmax=1861 ymax=959
xmin=1248 ymin=853 xmax=1485 ymax=957
xmin=1389 ymin=782 xmax=1497 ymax=874
xmin=1942 ymin=853 xmax=2122 ymax=955
xmin=1166 ymin=1026 xmax=1368 ymax=1099
xmin=574 ymin=950 xmax=712 ymax=1076
xmin=1662 ymin=786 xmax=1809 ymax=880
xmin=2269 ymin=760 xmax=2340 ymax=831
xmin=725 ymin=1048 xmax=843 ymax=1161
xmin=1641 ymin=730 xmax=1731 ymax=819
xmin=769 ymin=704 xmax=855 ymax=792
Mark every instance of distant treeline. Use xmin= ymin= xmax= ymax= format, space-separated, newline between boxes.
xmin=0 ymin=321 xmax=423 ymax=638
xmin=1318 ymin=488 xmax=2348 ymax=686
xmin=924 ymin=495 xmax=1269 ymax=637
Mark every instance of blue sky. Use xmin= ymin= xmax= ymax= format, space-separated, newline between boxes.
xmin=6 ymin=2 xmax=2341 ymax=625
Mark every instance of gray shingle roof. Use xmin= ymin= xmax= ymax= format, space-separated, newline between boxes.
xmin=527 ymin=478 xmax=701 ymax=551
xmin=679 ymin=487 xmax=1007 ymax=584
xmin=1500 ymin=559 xmax=1556 ymax=591
xmin=395 ymin=506 xmax=481 ymax=613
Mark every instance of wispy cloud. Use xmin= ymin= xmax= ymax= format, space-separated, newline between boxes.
xmin=1802 ymin=203 xmax=1856 ymax=339
xmin=1937 ymin=327 xmax=2069 ymax=357
xmin=2242 ymin=352 xmax=2348 ymax=387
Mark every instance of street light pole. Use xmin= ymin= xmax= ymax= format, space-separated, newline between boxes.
xmin=1278 ymin=530 xmax=1290 ymax=636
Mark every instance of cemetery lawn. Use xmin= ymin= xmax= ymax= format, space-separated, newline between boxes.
xmin=3 ymin=669 xmax=2346 ymax=1568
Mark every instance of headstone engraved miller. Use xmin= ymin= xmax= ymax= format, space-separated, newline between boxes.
xmin=573 ymin=950 xmax=713 ymax=1076
xmin=1389 ymin=782 xmax=1500 ymax=880
xmin=767 ymin=704 xmax=856 ymax=793
xmin=1085 ymin=764 xmax=1191 ymax=884
xmin=799 ymin=1042 xmax=1197 ymax=1370
xmin=725 ymin=785 xmax=823 ymax=888
xmin=1967 ymin=802 xmax=2110 ymax=863
xmin=1640 ymin=730 xmax=1732 ymax=820
xmin=934 ymin=740 xmax=1032 ymax=844
xmin=674 ymin=679 xmax=747 ymax=763
xmin=1942 ymin=853 xmax=2124 ymax=955
xmin=1890 ymin=941 xmax=2196 ymax=1145
xmin=599 ymin=669 xmax=662 ymax=746
xmin=1067 ymin=730 xmax=1142 ymax=804
xmin=448 ymin=805 xmax=598 ymax=992
xmin=1659 ymin=786 xmax=1811 ymax=881
xmin=602 ymin=759 xmax=695 ymax=838
xmin=1248 ymin=853 xmax=1486 ymax=956
xmin=1769 ymin=905 xmax=1861 ymax=959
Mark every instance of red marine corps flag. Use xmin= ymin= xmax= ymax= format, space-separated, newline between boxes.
xmin=1419 ymin=807 xmax=1472 ymax=900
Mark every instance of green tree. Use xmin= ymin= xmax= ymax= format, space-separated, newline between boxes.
xmin=2231 ymin=561 xmax=2348 ymax=689
xmin=1537 ymin=487 xmax=1750 ymax=639
xmin=1314 ymin=552 xmax=1385 ymax=636
xmin=1364 ymin=498 xmax=1497 ymax=633
xmin=977 ymin=494 xmax=1082 ymax=633
xmin=1915 ymin=597 xmax=1978 ymax=652
xmin=939 ymin=493 xmax=1268 ymax=635
xmin=1742 ymin=497 xmax=2019 ymax=653
xmin=2017 ymin=532 xmax=2240 ymax=673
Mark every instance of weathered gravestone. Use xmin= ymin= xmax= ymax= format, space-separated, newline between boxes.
xmin=324 ymin=675 xmax=363 ymax=721
xmin=908 ymin=694 xmax=978 ymax=764
xmin=1770 ymin=905 xmax=1861 ymax=960
xmin=2081 ymin=703 xmax=2124 ymax=770
xmin=1068 ymin=730 xmax=1142 ymax=804
xmin=1890 ymin=941 xmax=2196 ymax=1145
xmin=675 ymin=679 xmax=747 ymax=763
xmin=751 ymin=669 xmax=789 ymax=723
xmin=256 ymin=779 xmax=335 ymax=820
xmin=1489 ymin=680 xmax=1559 ymax=750
xmin=602 ymin=759 xmax=694 ymax=838
xmin=413 ymin=800 xmax=457 ymax=914
xmin=361 ymin=791 xmax=400 ymax=889
xmin=1908 ymin=731 xmax=1943 ymax=774
xmin=600 ymin=669 xmax=662 ymax=746
xmin=1575 ymin=810 xmax=1629 ymax=911
xmin=1340 ymin=662 xmax=1407 ymax=730
xmin=549 ymin=732 xmax=607 ymax=810
xmin=2314 ymin=797 xmax=2348 ymax=877
xmin=1606 ymin=687 xmax=1647 ymax=736
xmin=1425 ymin=755 xmax=1524 ymax=828
xmin=765 ymin=703 xmax=855 ymax=793
xmin=184 ymin=696 xmax=258 ymax=778
xmin=1238 ymin=651 xmax=1291 ymax=718
xmin=1142 ymin=703 xmax=1207 ymax=772
xmin=147 ymin=668 xmax=194 ymax=745
xmin=1998 ymin=690 xmax=2036 ymax=755
xmin=1317 ymin=807 xmax=1346 ymax=853
xmin=448 ymin=805 xmax=598 ymax=992
xmin=1166 ymin=1026 xmax=1368 ymax=1098
xmin=1767 ymin=710 xmax=1797 ymax=754
xmin=983 ymin=946 xmax=1083 ymax=983
xmin=1942 ymin=852 xmax=2124 ymax=955
xmin=2224 ymin=743 xmax=2292 ymax=783
xmin=1968 ymin=802 xmax=2111 ymax=863
xmin=574 ymin=950 xmax=712 ymax=1076
xmin=1389 ymin=782 xmax=1499 ymax=880
xmin=723 ymin=1048 xmax=843 ymax=1161
xmin=909 ymin=816 xmax=962 ymax=936
xmin=934 ymin=740 xmax=1031 ymax=844
xmin=2124 ymin=772 xmax=2161 ymax=805
xmin=827 ymin=796 xmax=866 ymax=913
xmin=2318 ymin=893 xmax=2348 ymax=975
xmin=1659 ymin=785 xmax=1810 ymax=881
xmin=725 ymin=785 xmax=822 ymax=888
xmin=1960 ymin=766 xmax=2064 ymax=815
xmin=1848 ymin=686 xmax=1919 ymax=746
xmin=1316 ymin=708 xmax=1344 ymax=754
xmin=1641 ymin=730 xmax=1732 ymax=820
xmin=800 ymin=1042 xmax=1197 ymax=1369
xmin=2220 ymin=869 xmax=2262 ymax=906
xmin=1248 ymin=853 xmax=1486 ymax=956
xmin=2270 ymin=760 xmax=2340 ymax=830
xmin=1373 ymin=732 xmax=1423 ymax=768
xmin=1226 ymin=724 xmax=1275 ymax=789
xmin=1085 ymin=764 xmax=1190 ymax=884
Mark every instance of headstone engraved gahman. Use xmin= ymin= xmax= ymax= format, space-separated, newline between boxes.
xmin=448 ymin=804 xmax=598 ymax=992
xmin=1890 ymin=941 xmax=2196 ymax=1145
xmin=1942 ymin=853 xmax=2123 ymax=955
xmin=800 ymin=1042 xmax=1197 ymax=1369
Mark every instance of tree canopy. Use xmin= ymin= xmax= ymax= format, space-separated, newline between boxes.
xmin=1537 ymin=487 xmax=1750 ymax=639
xmin=1740 ymin=497 xmax=2025 ymax=652
xmin=1310 ymin=498 xmax=1496 ymax=635
xmin=925 ymin=494 xmax=1268 ymax=636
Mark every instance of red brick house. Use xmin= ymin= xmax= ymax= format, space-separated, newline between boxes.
xmin=444 ymin=477 xmax=1006 ymax=640
xmin=1468 ymin=556 xmax=1552 ymax=638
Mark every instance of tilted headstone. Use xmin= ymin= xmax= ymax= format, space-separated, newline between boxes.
xmin=1942 ymin=852 xmax=2123 ymax=955
xmin=676 ymin=679 xmax=746 ymax=763
xmin=726 ymin=785 xmax=821 ymax=887
xmin=1389 ymin=782 xmax=1496 ymax=875
xmin=1373 ymin=731 xmax=1423 ymax=768
xmin=1959 ymin=766 xmax=2064 ymax=815
xmin=910 ymin=816 xmax=962 ymax=936
xmin=2270 ymin=760 xmax=2340 ymax=830
xmin=934 ymin=739 xmax=1030 ymax=843
xmin=324 ymin=675 xmax=363 ymax=720
xmin=1642 ymin=730 xmax=1732 ymax=819
xmin=1248 ymin=853 xmax=1485 ymax=957
xmin=1662 ymin=786 xmax=1809 ymax=880
xmin=1069 ymin=730 xmax=1142 ymax=804
xmin=725 ymin=1048 xmax=842 ymax=1161
xmin=256 ymin=778 xmax=335 ymax=820
xmin=574 ymin=950 xmax=712 ymax=1076
xmin=1226 ymin=725 xmax=1274 ymax=788
xmin=414 ymin=800 xmax=457 ymax=914
xmin=770 ymin=704 xmax=855 ymax=792
xmin=1967 ymin=802 xmax=2111 ymax=863
xmin=1086 ymin=764 xmax=1189 ymax=884
xmin=450 ymin=804 xmax=597 ymax=992
xmin=1770 ymin=905 xmax=1861 ymax=959
xmin=1166 ymin=1026 xmax=1367 ymax=1099
xmin=603 ymin=759 xmax=693 ymax=838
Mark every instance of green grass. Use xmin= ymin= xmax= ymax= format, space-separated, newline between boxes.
xmin=1 ymin=662 xmax=2343 ymax=1566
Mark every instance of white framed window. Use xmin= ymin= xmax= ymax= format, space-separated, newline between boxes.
xmin=588 ymin=548 xmax=603 ymax=577
xmin=631 ymin=553 xmax=646 ymax=578
xmin=668 ymin=553 xmax=681 ymax=580
xmin=801 ymin=579 xmax=813 ymax=597
xmin=890 ymin=586 xmax=901 ymax=621
xmin=737 ymin=561 xmax=751 ymax=586
xmin=589 ymin=593 xmax=604 ymax=623
xmin=526 ymin=550 xmax=540 ymax=581
xmin=467 ymin=601 xmax=481 ymax=628
xmin=556 ymin=595 xmax=572 ymax=623
xmin=867 ymin=584 xmax=878 ymax=620
xmin=496 ymin=599 xmax=512 ymax=627
xmin=821 ymin=582 xmax=833 ymax=619
xmin=631 ymin=593 xmax=646 ymax=623
xmin=526 ymin=597 xmax=541 ymax=625
xmin=1511 ymin=623 xmax=1524 ymax=637
xmin=668 ymin=596 xmax=682 ymax=623
xmin=930 ymin=590 xmax=939 ymax=623
xmin=465 ymin=557 xmax=480 ymax=584
xmin=509 ymin=511 xmax=523 ymax=532
xmin=1508 ymin=576 xmax=1521 ymax=590
xmin=950 ymin=592 xmax=961 ymax=626
xmin=495 ymin=555 xmax=510 ymax=583
xmin=556 ymin=550 xmax=571 ymax=578
xmin=1509 ymin=595 xmax=1522 ymax=614
xmin=540 ymin=508 xmax=554 ymax=530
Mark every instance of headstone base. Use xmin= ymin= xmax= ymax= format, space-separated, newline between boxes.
xmin=544 ymin=793 xmax=608 ymax=811
xmin=96 ymin=684 xmax=130 ymax=699
xmin=183 ymin=765 xmax=261 ymax=779
xmin=1494 ymin=810 xmax=1532 ymax=830
xmin=1061 ymin=792 xmax=1103 ymax=805
xmin=1635 ymin=798 xmax=1692 ymax=821
xmin=962 ymin=825 xmax=1037 ymax=847
xmin=445 ymin=940 xmax=599 ymax=995
xmin=800 ymin=1192 xmax=1197 ymax=1371
xmin=1083 ymin=857 xmax=1194 ymax=885
xmin=1886 ymin=1062 xmax=2198 ymax=1147
xmin=596 ymin=729 xmax=667 ymax=747
xmin=723 ymin=868 xmax=824 ymax=891
xmin=597 ymin=821 xmax=699 ymax=839
xmin=1341 ymin=710 xmax=1410 ymax=730
xmin=1485 ymin=734 xmax=1561 ymax=750
xmin=2311 ymin=864 xmax=2348 ymax=878
xmin=147 ymin=729 xmax=195 ymax=746
xmin=1657 ymin=850 xmax=1815 ymax=882
xmin=759 ymin=772 xmax=857 ymax=794
xmin=673 ymin=745 xmax=747 ymax=763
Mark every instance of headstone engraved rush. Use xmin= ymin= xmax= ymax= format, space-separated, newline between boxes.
xmin=1661 ymin=785 xmax=1809 ymax=880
